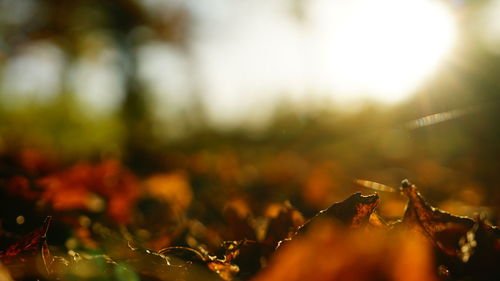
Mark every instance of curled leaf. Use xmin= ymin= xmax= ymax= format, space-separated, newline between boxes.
xmin=0 ymin=217 xmax=52 ymax=278
xmin=295 ymin=192 xmax=380 ymax=235
xmin=0 ymin=216 xmax=51 ymax=263
xmin=400 ymin=179 xmax=475 ymax=256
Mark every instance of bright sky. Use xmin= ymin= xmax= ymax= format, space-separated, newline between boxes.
xmin=186 ymin=0 xmax=458 ymax=126
xmin=4 ymin=0 xmax=499 ymax=128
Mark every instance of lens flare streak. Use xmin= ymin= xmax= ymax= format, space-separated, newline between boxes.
xmin=355 ymin=179 xmax=397 ymax=192
xmin=404 ymin=108 xmax=472 ymax=130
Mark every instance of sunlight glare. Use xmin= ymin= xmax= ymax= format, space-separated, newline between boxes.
xmin=317 ymin=0 xmax=457 ymax=103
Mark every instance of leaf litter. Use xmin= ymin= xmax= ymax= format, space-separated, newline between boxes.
xmin=1 ymin=166 xmax=499 ymax=281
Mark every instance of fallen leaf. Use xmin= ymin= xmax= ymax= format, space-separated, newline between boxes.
xmin=295 ymin=192 xmax=380 ymax=236
xmin=253 ymin=224 xmax=438 ymax=281
xmin=400 ymin=179 xmax=475 ymax=256
xmin=0 ymin=217 xmax=52 ymax=278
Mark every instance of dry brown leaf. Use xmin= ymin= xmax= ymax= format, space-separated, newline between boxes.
xmin=295 ymin=192 xmax=379 ymax=236
xmin=254 ymin=224 xmax=438 ymax=281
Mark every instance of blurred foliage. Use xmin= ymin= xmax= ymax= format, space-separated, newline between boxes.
xmin=1 ymin=0 xmax=500 ymax=280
